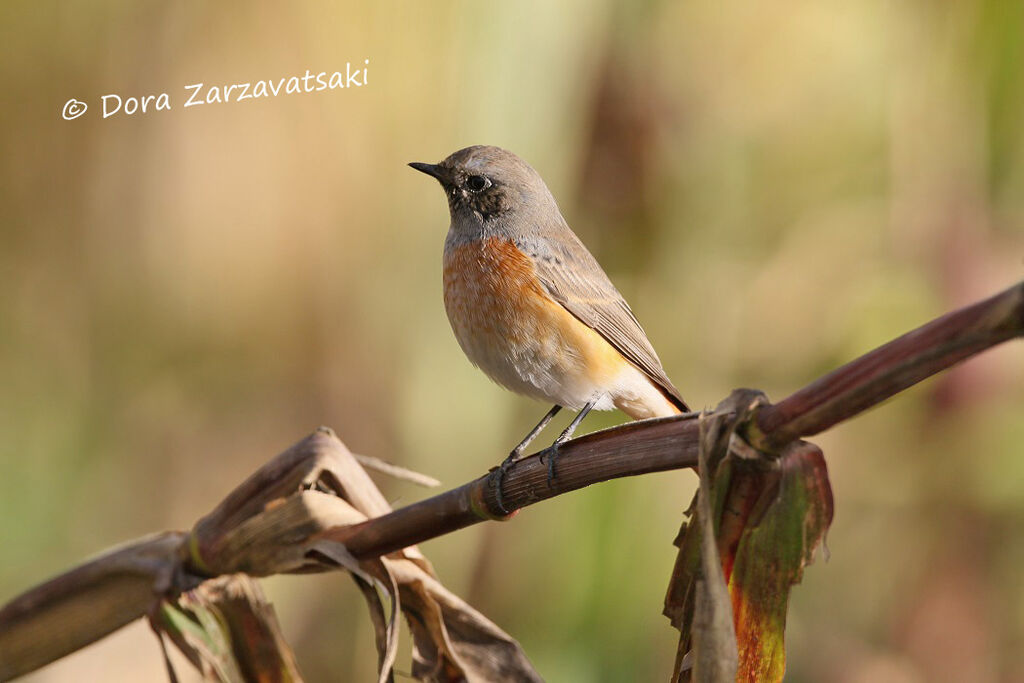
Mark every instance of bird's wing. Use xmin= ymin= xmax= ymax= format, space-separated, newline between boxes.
xmin=519 ymin=233 xmax=689 ymax=412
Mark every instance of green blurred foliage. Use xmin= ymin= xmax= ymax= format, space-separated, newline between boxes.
xmin=2 ymin=0 xmax=1023 ymax=681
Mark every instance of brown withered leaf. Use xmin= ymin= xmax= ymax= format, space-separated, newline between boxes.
xmin=391 ymin=558 xmax=543 ymax=682
xmin=308 ymin=541 xmax=399 ymax=683
xmin=187 ymin=427 xmax=407 ymax=577
xmin=187 ymin=427 xmax=540 ymax=682
xmin=302 ymin=441 xmax=541 ymax=681
xmin=689 ymin=412 xmax=738 ymax=683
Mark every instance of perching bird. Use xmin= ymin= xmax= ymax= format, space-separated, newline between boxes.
xmin=410 ymin=145 xmax=688 ymax=507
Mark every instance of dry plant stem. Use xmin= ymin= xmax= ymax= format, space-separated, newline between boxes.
xmin=755 ymin=280 xmax=1024 ymax=449
xmin=352 ymin=453 xmax=441 ymax=488
xmin=0 ymin=532 xmax=192 ymax=680
xmin=326 ymin=280 xmax=1024 ymax=561
xmin=325 ymin=415 xmax=703 ymax=560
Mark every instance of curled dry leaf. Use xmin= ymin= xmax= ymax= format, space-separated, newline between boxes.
xmin=188 ymin=427 xmax=540 ymax=682
xmin=187 ymin=427 xmax=406 ymax=577
xmin=689 ymin=411 xmax=739 ymax=683
xmin=391 ymin=558 xmax=543 ymax=682
xmin=311 ymin=541 xmax=542 ymax=683
xmin=300 ymin=432 xmax=542 ymax=682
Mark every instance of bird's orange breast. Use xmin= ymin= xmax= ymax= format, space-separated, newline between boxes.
xmin=444 ymin=237 xmax=549 ymax=344
xmin=442 ymin=236 xmax=628 ymax=403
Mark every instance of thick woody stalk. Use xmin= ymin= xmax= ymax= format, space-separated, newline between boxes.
xmin=323 ymin=415 xmax=703 ymax=558
xmin=753 ymin=280 xmax=1024 ymax=449
xmin=327 ymin=280 xmax=1023 ymax=560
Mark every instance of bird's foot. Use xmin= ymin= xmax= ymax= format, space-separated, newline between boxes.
xmin=489 ymin=450 xmax=520 ymax=516
xmin=541 ymin=398 xmax=593 ymax=486
xmin=543 ymin=441 xmax=561 ymax=485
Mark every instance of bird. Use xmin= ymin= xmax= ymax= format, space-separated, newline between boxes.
xmin=410 ymin=145 xmax=688 ymax=509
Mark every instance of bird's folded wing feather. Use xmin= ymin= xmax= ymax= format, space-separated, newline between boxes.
xmin=520 ymin=233 xmax=689 ymax=412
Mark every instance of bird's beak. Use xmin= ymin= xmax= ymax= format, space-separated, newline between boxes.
xmin=408 ymin=162 xmax=444 ymax=182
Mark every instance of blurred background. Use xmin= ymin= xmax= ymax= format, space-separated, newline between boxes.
xmin=2 ymin=0 xmax=1023 ymax=681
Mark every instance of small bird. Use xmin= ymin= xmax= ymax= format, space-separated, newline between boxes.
xmin=410 ymin=145 xmax=688 ymax=505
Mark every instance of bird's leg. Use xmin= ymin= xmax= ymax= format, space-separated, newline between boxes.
xmin=491 ymin=404 xmax=562 ymax=514
xmin=506 ymin=404 xmax=562 ymax=466
xmin=545 ymin=400 xmax=596 ymax=483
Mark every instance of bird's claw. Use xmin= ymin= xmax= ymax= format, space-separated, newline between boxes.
xmin=489 ymin=451 xmax=519 ymax=516
xmin=545 ymin=442 xmax=561 ymax=484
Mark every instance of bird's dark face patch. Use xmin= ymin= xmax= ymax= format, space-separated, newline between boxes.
xmin=413 ymin=145 xmax=557 ymax=229
xmin=431 ymin=145 xmax=545 ymax=222
xmin=438 ymin=166 xmax=512 ymax=221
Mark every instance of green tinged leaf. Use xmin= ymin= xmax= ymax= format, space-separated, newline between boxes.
xmin=151 ymin=574 xmax=303 ymax=683
xmin=665 ymin=396 xmax=833 ymax=683
xmin=728 ymin=442 xmax=833 ymax=682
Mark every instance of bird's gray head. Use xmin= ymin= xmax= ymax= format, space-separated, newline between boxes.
xmin=409 ymin=145 xmax=557 ymax=232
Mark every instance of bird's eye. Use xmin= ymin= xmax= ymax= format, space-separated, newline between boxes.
xmin=465 ymin=175 xmax=490 ymax=191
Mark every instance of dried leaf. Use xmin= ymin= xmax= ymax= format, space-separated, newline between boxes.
xmin=307 ymin=540 xmax=400 ymax=683
xmin=189 ymin=427 xmax=540 ymax=681
xmin=307 ymin=470 xmax=541 ymax=681
xmin=391 ymin=558 xmax=543 ymax=683
xmin=690 ymin=413 xmax=738 ymax=683
xmin=188 ymin=428 xmax=399 ymax=577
